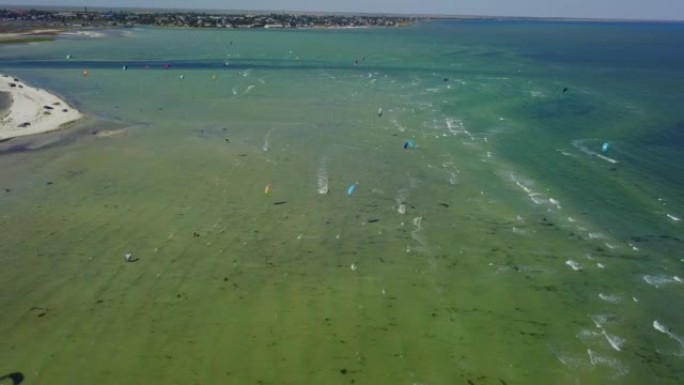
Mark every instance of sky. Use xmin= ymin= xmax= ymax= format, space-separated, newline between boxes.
xmin=2 ymin=0 xmax=684 ymax=21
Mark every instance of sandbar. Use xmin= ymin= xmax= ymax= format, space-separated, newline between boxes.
xmin=0 ymin=74 xmax=83 ymax=140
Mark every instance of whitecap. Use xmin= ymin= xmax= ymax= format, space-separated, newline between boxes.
xmin=666 ymin=213 xmax=681 ymax=222
xmin=262 ymin=128 xmax=274 ymax=152
xmin=565 ymin=260 xmax=582 ymax=271
xmin=549 ymin=198 xmax=561 ymax=209
xmin=643 ymin=274 xmax=679 ymax=288
xmin=317 ymin=158 xmax=329 ymax=195
xmin=598 ymin=293 xmax=621 ymax=304
xmin=653 ymin=320 xmax=684 ymax=348
xmin=653 ymin=320 xmax=669 ymax=334
xmin=601 ymin=329 xmax=626 ymax=351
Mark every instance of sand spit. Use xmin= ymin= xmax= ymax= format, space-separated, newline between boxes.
xmin=0 ymin=74 xmax=83 ymax=140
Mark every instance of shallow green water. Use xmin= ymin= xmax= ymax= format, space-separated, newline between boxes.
xmin=1 ymin=21 xmax=683 ymax=384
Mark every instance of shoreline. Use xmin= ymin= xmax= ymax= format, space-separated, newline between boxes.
xmin=0 ymin=28 xmax=67 ymax=44
xmin=0 ymin=74 xmax=84 ymax=141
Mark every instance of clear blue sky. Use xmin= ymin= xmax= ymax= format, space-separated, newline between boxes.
xmin=3 ymin=0 xmax=684 ymax=21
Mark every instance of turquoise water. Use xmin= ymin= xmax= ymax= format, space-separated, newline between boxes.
xmin=1 ymin=20 xmax=683 ymax=384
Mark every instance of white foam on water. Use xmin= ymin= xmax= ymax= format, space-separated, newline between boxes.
xmin=390 ymin=119 xmax=406 ymax=132
xmin=409 ymin=216 xmax=429 ymax=253
xmin=231 ymin=86 xmax=238 ymax=95
xmin=395 ymin=187 xmax=409 ymax=214
xmin=601 ymin=329 xmax=626 ymax=351
xmin=643 ymin=274 xmax=680 ymax=288
xmin=244 ymin=85 xmax=255 ymax=94
xmin=445 ymin=117 xmax=473 ymax=139
xmin=595 ymin=153 xmax=618 ymax=164
xmin=666 ymin=213 xmax=681 ymax=222
xmin=598 ymin=293 xmax=621 ymax=304
xmin=554 ymin=350 xmax=585 ymax=369
xmin=586 ymin=349 xmax=629 ymax=378
xmin=653 ymin=320 xmax=684 ymax=349
xmin=572 ymin=139 xmax=619 ymax=164
xmin=565 ymin=260 xmax=582 ymax=271
xmin=653 ymin=320 xmax=669 ymax=334
xmin=578 ymin=324 xmax=626 ymax=352
xmin=262 ymin=128 xmax=274 ymax=152
xmin=597 ymin=263 xmax=606 ymax=269
xmin=529 ymin=192 xmax=545 ymax=205
xmin=509 ymin=173 xmax=558 ymax=208
xmin=517 ymin=265 xmax=555 ymax=275
xmin=317 ymin=157 xmax=329 ymax=195
xmin=577 ymin=329 xmax=602 ymax=342
xmin=589 ymin=314 xmax=619 ymax=328
xmin=512 ymin=226 xmax=528 ymax=235
xmin=589 ymin=232 xmax=606 ymax=239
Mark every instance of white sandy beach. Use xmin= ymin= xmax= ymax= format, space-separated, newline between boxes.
xmin=0 ymin=74 xmax=83 ymax=140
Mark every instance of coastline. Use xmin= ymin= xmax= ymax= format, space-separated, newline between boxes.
xmin=0 ymin=74 xmax=83 ymax=141
xmin=0 ymin=28 xmax=66 ymax=44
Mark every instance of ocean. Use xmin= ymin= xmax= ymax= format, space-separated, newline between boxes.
xmin=0 ymin=19 xmax=683 ymax=384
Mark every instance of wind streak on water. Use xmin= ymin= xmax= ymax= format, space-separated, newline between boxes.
xmin=653 ymin=320 xmax=684 ymax=354
xmin=263 ymin=128 xmax=274 ymax=152
xmin=571 ymin=139 xmax=619 ymax=164
xmin=317 ymin=156 xmax=329 ymax=195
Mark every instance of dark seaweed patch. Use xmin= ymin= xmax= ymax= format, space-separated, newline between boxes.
xmin=0 ymin=372 xmax=24 ymax=385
